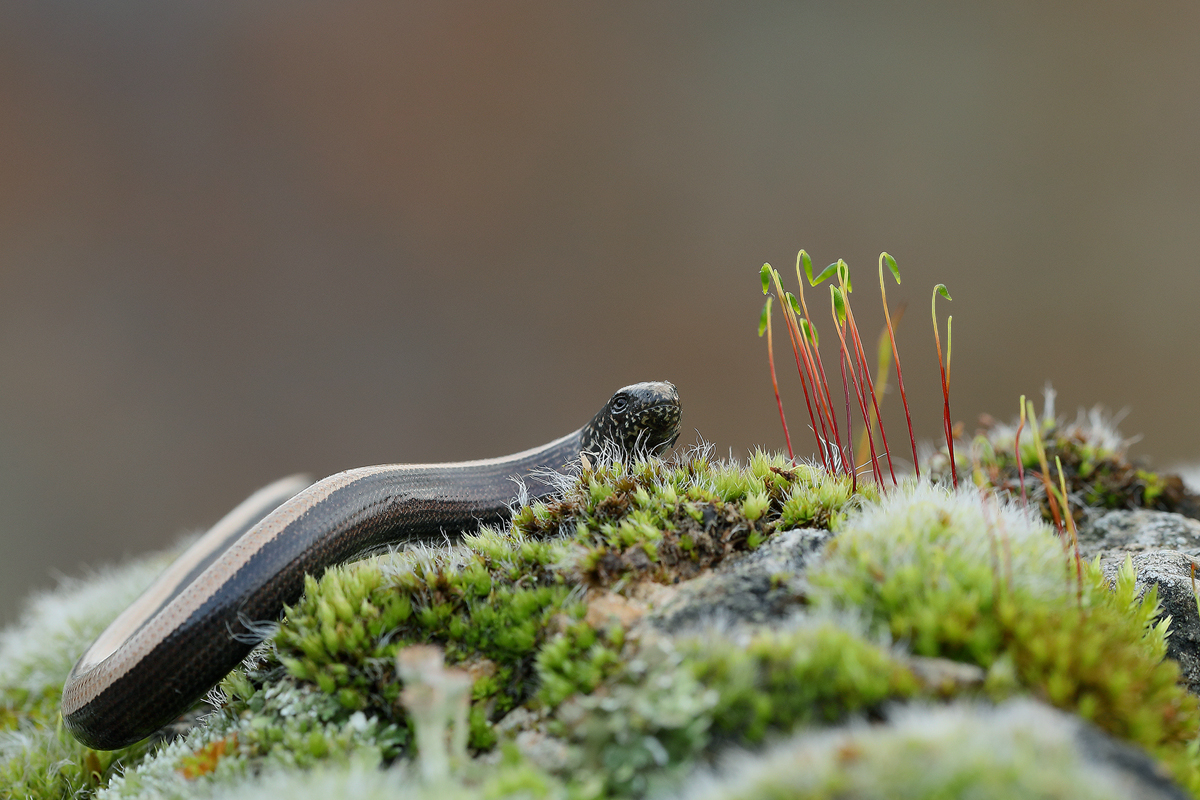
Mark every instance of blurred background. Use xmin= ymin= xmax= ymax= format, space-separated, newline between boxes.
xmin=1 ymin=1 xmax=1198 ymax=623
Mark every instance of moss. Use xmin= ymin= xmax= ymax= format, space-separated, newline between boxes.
xmin=688 ymin=624 xmax=920 ymax=745
xmin=98 ymin=686 xmax=406 ymax=800
xmin=550 ymin=620 xmax=921 ymax=799
xmin=0 ymin=552 xmax=178 ymax=800
xmin=553 ymin=638 xmax=719 ymax=798
xmin=7 ymin=447 xmax=1200 ymax=799
xmin=934 ymin=401 xmax=1200 ymax=524
xmin=223 ymin=449 xmax=869 ymax=798
xmin=515 ymin=448 xmax=867 ymax=589
xmin=107 ymin=752 xmax=570 ymax=800
xmin=268 ymin=540 xmax=577 ymax=747
xmin=811 ymin=483 xmax=1200 ymax=792
xmin=534 ymin=619 xmax=624 ymax=709
xmin=262 ymin=448 xmax=864 ymax=741
xmin=666 ymin=699 xmax=1138 ymax=800
xmin=0 ymin=723 xmax=141 ymax=800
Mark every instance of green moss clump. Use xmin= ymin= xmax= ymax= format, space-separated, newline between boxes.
xmin=554 ymin=621 xmax=920 ymax=799
xmin=688 ymin=624 xmax=920 ymax=744
xmin=268 ymin=535 xmax=578 ymax=748
xmin=262 ymin=448 xmax=870 ymax=761
xmin=108 ymin=750 xmax=568 ymax=800
xmin=99 ymin=683 xmax=407 ymax=800
xmin=244 ymin=448 xmax=874 ymax=796
xmin=0 ymin=724 xmax=133 ymax=800
xmin=934 ymin=401 xmax=1200 ymax=524
xmin=535 ymin=618 xmax=624 ymax=709
xmin=811 ymin=483 xmax=1200 ymax=791
xmin=554 ymin=639 xmax=718 ymax=799
xmin=17 ymin=444 xmax=1195 ymax=800
xmin=513 ymin=448 xmax=869 ymax=589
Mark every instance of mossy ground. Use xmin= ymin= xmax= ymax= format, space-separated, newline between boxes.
xmin=3 ymin=444 xmax=1200 ymax=799
xmin=930 ymin=398 xmax=1200 ymax=526
xmin=0 ymin=555 xmax=179 ymax=800
xmin=667 ymin=699 xmax=1151 ymax=800
xmin=811 ymin=483 xmax=1200 ymax=791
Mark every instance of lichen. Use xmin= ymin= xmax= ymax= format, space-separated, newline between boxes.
xmin=688 ymin=622 xmax=920 ymax=744
xmin=0 ymin=549 xmax=180 ymax=799
xmin=666 ymin=699 xmax=1143 ymax=800
xmin=544 ymin=619 xmax=921 ymax=799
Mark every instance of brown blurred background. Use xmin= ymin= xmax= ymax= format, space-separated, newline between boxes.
xmin=1 ymin=2 xmax=1198 ymax=623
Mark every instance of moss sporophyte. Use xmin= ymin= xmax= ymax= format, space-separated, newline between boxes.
xmin=760 ymin=252 xmax=951 ymax=489
xmin=757 ymin=251 xmax=1200 ymax=522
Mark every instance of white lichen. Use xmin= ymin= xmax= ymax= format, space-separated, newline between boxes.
xmin=664 ymin=698 xmax=1136 ymax=800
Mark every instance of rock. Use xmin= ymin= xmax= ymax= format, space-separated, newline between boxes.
xmin=1072 ymin=716 xmax=1194 ymax=800
xmin=1099 ymin=550 xmax=1200 ymax=696
xmin=639 ymin=509 xmax=1194 ymax=797
xmin=644 ymin=528 xmax=832 ymax=633
xmin=1081 ymin=510 xmax=1200 ymax=695
xmin=585 ymin=590 xmax=649 ymax=629
xmin=901 ymin=655 xmax=986 ymax=696
xmin=1078 ymin=509 xmax=1200 ymax=566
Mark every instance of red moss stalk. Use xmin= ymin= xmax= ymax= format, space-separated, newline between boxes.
xmin=831 ymin=292 xmax=883 ymax=486
xmin=1014 ymin=394 xmax=1028 ymax=507
xmin=764 ymin=265 xmax=828 ymax=468
xmin=879 ymin=254 xmax=919 ymax=476
xmin=843 ymin=299 xmax=895 ymax=485
xmin=830 ymin=282 xmax=880 ymax=486
xmin=758 ymin=296 xmax=793 ymax=459
xmin=795 ymin=315 xmax=836 ymax=466
xmin=793 ymin=254 xmax=845 ymax=472
xmin=1056 ymin=456 xmax=1084 ymax=605
xmin=837 ymin=344 xmax=856 ymax=487
xmin=1028 ymin=398 xmax=1066 ymax=534
xmin=932 ymin=285 xmax=957 ymax=487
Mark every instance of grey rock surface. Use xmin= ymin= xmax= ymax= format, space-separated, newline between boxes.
xmin=901 ymin=655 xmax=986 ymax=696
xmin=644 ymin=527 xmax=831 ymax=633
xmin=1100 ymin=550 xmax=1200 ymax=696
xmin=1072 ymin=715 xmax=1194 ymax=800
xmin=1078 ymin=510 xmax=1200 ymax=566
xmin=1081 ymin=511 xmax=1200 ymax=695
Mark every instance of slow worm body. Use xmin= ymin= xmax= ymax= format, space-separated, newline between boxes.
xmin=62 ymin=382 xmax=681 ymax=750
